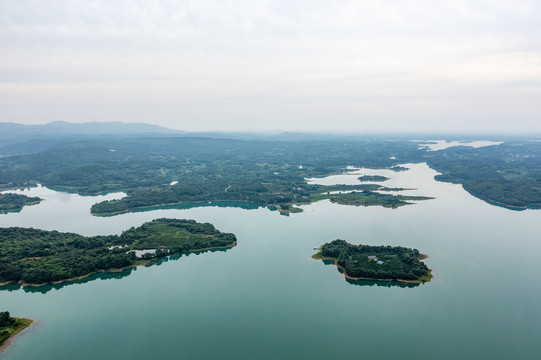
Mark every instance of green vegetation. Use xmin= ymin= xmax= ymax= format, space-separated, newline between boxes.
xmin=91 ymin=180 xmax=313 ymax=215
xmin=1 ymin=132 xmax=539 ymax=211
xmin=424 ymin=141 xmax=541 ymax=209
xmin=277 ymin=204 xmax=303 ymax=214
xmin=0 ymin=193 xmax=41 ymax=213
xmin=91 ymin=182 xmax=425 ymax=215
xmin=0 ymin=137 xmax=421 ymax=194
xmin=357 ymin=175 xmax=389 ymax=182
xmin=311 ymin=190 xmax=433 ymax=208
xmin=313 ymin=239 xmax=432 ymax=283
xmin=0 ymin=312 xmax=33 ymax=349
xmin=390 ymin=166 xmax=409 ymax=172
xmin=0 ymin=218 xmax=236 ymax=286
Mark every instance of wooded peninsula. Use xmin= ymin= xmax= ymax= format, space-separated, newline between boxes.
xmin=0 ymin=218 xmax=236 ymax=287
xmin=90 ymin=182 xmax=431 ymax=215
xmin=0 ymin=193 xmax=41 ymax=213
xmin=0 ymin=311 xmax=33 ymax=352
xmin=313 ymin=239 xmax=432 ymax=283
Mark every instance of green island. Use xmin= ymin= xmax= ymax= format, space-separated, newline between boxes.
xmin=310 ymin=190 xmax=433 ymax=208
xmin=0 ymin=218 xmax=236 ymax=287
xmin=390 ymin=166 xmax=409 ymax=172
xmin=0 ymin=193 xmax=41 ymax=213
xmin=313 ymin=239 xmax=432 ymax=283
xmin=0 ymin=311 xmax=33 ymax=352
xmin=357 ymin=175 xmax=389 ymax=182
xmin=90 ymin=181 xmax=423 ymax=215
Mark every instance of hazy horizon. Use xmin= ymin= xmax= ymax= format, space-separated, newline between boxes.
xmin=1 ymin=1 xmax=540 ymax=133
xmin=4 ymin=119 xmax=541 ymax=138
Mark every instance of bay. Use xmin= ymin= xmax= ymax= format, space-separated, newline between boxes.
xmin=1 ymin=163 xmax=540 ymax=359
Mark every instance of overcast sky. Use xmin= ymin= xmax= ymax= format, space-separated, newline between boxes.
xmin=1 ymin=0 xmax=540 ymax=133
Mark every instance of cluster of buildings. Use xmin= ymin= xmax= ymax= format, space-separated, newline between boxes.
xmin=368 ymin=255 xmax=384 ymax=265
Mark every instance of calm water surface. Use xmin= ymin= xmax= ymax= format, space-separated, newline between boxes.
xmin=413 ymin=140 xmax=503 ymax=151
xmin=1 ymin=163 xmax=540 ymax=359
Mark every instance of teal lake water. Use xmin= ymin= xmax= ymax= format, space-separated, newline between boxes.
xmin=1 ymin=163 xmax=540 ymax=359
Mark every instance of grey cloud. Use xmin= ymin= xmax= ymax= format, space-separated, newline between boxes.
xmin=0 ymin=0 xmax=540 ymax=133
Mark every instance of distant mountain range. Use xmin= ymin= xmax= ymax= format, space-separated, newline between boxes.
xmin=0 ymin=121 xmax=184 ymax=155
xmin=0 ymin=121 xmax=518 ymax=156
xmin=0 ymin=121 xmax=181 ymax=138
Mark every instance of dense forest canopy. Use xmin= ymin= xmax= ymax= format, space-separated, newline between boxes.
xmin=0 ymin=129 xmax=540 ymax=210
xmin=90 ymin=181 xmax=429 ymax=215
xmin=0 ymin=218 xmax=236 ymax=286
xmin=0 ymin=193 xmax=41 ymax=213
xmin=422 ymin=141 xmax=541 ymax=209
xmin=315 ymin=239 xmax=432 ymax=283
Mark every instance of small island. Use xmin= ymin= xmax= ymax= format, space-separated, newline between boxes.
xmin=313 ymin=239 xmax=432 ymax=283
xmin=310 ymin=190 xmax=433 ymax=208
xmin=0 ymin=218 xmax=236 ymax=287
xmin=0 ymin=312 xmax=33 ymax=353
xmin=0 ymin=193 xmax=42 ymax=213
xmin=390 ymin=166 xmax=409 ymax=172
xmin=357 ymin=175 xmax=389 ymax=182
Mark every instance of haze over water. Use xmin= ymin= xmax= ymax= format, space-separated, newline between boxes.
xmin=1 ymin=163 xmax=540 ymax=359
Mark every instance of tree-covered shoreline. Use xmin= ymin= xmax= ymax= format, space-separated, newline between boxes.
xmin=357 ymin=175 xmax=389 ymax=182
xmin=313 ymin=239 xmax=432 ymax=283
xmin=0 ymin=193 xmax=41 ymax=213
xmin=310 ymin=190 xmax=433 ymax=208
xmin=0 ymin=218 xmax=236 ymax=287
xmin=1 ymin=135 xmax=539 ymax=212
xmin=90 ymin=181 xmax=431 ymax=216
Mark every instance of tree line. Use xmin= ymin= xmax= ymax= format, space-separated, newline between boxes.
xmin=0 ymin=218 xmax=236 ymax=285
xmin=318 ymin=239 xmax=431 ymax=282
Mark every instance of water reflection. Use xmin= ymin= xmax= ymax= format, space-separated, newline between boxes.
xmin=151 ymin=247 xmax=232 ymax=266
xmin=345 ymin=278 xmax=419 ymax=288
xmin=0 ymin=247 xmax=235 ymax=293
xmin=0 ymin=209 xmax=23 ymax=214
xmin=126 ymin=201 xmax=267 ymax=215
xmin=321 ymin=259 xmax=420 ymax=288
xmin=0 ymin=268 xmax=136 ymax=294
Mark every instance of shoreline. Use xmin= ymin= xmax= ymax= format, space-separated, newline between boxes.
xmin=312 ymin=253 xmax=433 ymax=284
xmin=0 ymin=318 xmax=34 ymax=354
xmin=17 ymin=261 xmax=148 ymax=288
xmin=2 ymin=242 xmax=236 ymax=289
xmin=90 ymin=200 xmax=267 ymax=216
xmin=90 ymin=199 xmax=310 ymax=217
xmin=462 ymin=187 xmax=535 ymax=211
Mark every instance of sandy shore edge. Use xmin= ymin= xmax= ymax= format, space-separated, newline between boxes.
xmin=0 ymin=318 xmax=34 ymax=354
